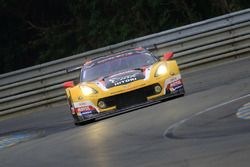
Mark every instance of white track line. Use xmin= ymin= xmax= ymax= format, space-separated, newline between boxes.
xmin=163 ymin=93 xmax=250 ymax=138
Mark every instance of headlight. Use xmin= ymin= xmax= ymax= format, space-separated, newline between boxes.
xmin=80 ymin=86 xmax=97 ymax=96
xmin=155 ymin=64 xmax=167 ymax=77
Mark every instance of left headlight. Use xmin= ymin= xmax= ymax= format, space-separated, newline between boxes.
xmin=80 ymin=86 xmax=97 ymax=96
xmin=155 ymin=64 xmax=167 ymax=77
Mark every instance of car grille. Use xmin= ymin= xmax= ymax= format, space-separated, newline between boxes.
xmin=99 ymin=84 xmax=160 ymax=109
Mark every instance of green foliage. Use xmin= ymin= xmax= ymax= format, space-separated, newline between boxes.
xmin=0 ymin=0 xmax=249 ymax=74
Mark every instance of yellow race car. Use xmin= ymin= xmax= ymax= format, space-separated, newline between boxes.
xmin=64 ymin=47 xmax=184 ymax=125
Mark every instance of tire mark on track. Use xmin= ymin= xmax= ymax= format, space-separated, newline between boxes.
xmin=164 ymin=93 xmax=250 ymax=139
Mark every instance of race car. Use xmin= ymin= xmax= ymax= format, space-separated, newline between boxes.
xmin=63 ymin=47 xmax=184 ymax=125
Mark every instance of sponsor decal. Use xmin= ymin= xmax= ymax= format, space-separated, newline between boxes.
xmin=74 ymin=101 xmax=90 ymax=108
xmin=76 ymin=106 xmax=95 ymax=116
xmin=170 ymin=80 xmax=182 ymax=87
xmin=95 ymin=70 xmax=146 ymax=90
xmin=169 ymin=79 xmax=183 ymax=92
xmin=77 ymin=106 xmax=93 ymax=112
xmin=164 ymin=74 xmax=181 ymax=87
xmin=170 ymin=85 xmax=183 ymax=91
xmin=73 ymin=101 xmax=100 ymax=113
xmin=110 ymin=76 xmax=137 ymax=86
xmin=164 ymin=74 xmax=183 ymax=93
xmin=105 ymin=70 xmax=145 ymax=88
xmin=109 ymin=70 xmax=136 ymax=78
xmin=77 ymin=111 xmax=92 ymax=116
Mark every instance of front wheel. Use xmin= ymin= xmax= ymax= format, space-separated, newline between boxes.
xmin=74 ymin=118 xmax=96 ymax=126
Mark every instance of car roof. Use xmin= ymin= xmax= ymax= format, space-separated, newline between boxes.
xmin=83 ymin=47 xmax=148 ymax=69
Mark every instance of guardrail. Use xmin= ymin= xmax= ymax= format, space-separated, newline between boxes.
xmin=0 ymin=9 xmax=249 ymax=115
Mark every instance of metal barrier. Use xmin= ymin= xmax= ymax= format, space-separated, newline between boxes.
xmin=0 ymin=9 xmax=249 ymax=115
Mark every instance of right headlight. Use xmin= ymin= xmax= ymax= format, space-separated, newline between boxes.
xmin=155 ymin=64 xmax=167 ymax=77
xmin=80 ymin=86 xmax=97 ymax=96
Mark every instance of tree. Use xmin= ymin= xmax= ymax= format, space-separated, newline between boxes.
xmin=0 ymin=0 xmax=249 ymax=74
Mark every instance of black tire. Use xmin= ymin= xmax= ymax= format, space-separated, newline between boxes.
xmin=74 ymin=118 xmax=96 ymax=126
xmin=74 ymin=122 xmax=80 ymax=126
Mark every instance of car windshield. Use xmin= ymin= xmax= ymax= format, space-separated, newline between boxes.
xmin=81 ymin=52 xmax=157 ymax=82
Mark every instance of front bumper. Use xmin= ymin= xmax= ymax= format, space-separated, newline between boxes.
xmin=98 ymin=83 xmax=162 ymax=110
xmin=73 ymin=83 xmax=185 ymax=124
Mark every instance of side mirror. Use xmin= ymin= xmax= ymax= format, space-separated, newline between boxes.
xmin=63 ymin=81 xmax=75 ymax=88
xmin=163 ymin=52 xmax=174 ymax=60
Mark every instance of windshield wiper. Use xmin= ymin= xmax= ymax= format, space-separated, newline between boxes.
xmin=133 ymin=67 xmax=142 ymax=70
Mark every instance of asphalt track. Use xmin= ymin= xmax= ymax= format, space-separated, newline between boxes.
xmin=0 ymin=57 xmax=250 ymax=167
